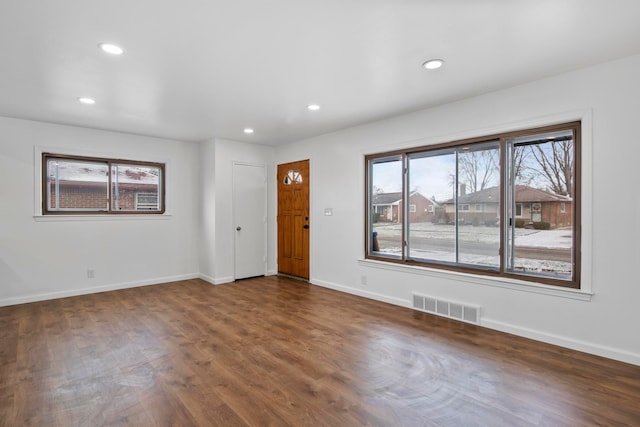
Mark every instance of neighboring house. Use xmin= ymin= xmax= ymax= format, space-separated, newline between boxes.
xmin=372 ymin=191 xmax=438 ymax=223
xmin=442 ymin=185 xmax=572 ymax=228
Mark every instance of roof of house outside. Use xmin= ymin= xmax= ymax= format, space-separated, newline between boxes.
xmin=444 ymin=185 xmax=571 ymax=204
xmin=372 ymin=191 xmax=439 ymax=206
xmin=372 ymin=192 xmax=403 ymax=205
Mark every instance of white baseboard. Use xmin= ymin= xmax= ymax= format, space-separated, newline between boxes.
xmin=4 ymin=273 xmax=637 ymax=366
xmin=0 ymin=273 xmax=201 ymax=307
xmin=198 ymin=274 xmax=216 ymax=285
xmin=311 ymin=278 xmax=411 ymax=308
xmin=311 ymin=278 xmax=640 ymax=366
xmin=197 ymin=274 xmax=235 ymax=285
xmin=481 ymin=318 xmax=640 ymax=366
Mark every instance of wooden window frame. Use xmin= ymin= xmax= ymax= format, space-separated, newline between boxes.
xmin=365 ymin=121 xmax=581 ymax=289
xmin=42 ymin=153 xmax=166 ymax=215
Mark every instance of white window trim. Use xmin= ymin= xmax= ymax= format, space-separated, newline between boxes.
xmin=363 ymin=109 xmax=593 ymax=295
xmin=33 ymin=146 xmax=172 ymax=219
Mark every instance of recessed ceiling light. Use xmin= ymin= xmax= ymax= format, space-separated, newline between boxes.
xmin=422 ymin=59 xmax=444 ymax=70
xmin=307 ymin=104 xmax=320 ymax=111
xmin=243 ymin=128 xmax=254 ymax=134
xmin=98 ymin=43 xmax=124 ymax=55
xmin=77 ymin=97 xmax=96 ymax=105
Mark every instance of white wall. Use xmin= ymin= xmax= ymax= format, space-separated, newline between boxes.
xmin=198 ymin=138 xmax=216 ymax=281
xmin=199 ymin=138 xmax=275 ymax=284
xmin=0 ymin=116 xmax=200 ymax=305
xmin=2 ymin=54 xmax=639 ymax=365
xmin=274 ymin=54 xmax=640 ymax=365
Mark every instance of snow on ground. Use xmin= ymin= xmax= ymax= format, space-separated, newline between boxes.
xmin=515 ymin=229 xmax=572 ymax=249
xmin=372 ymin=222 xmax=573 ymax=276
xmin=373 ymin=245 xmax=572 ymax=276
xmin=373 ymin=223 xmax=572 ymax=249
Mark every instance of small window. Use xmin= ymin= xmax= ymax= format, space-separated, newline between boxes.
xmin=475 ymin=204 xmax=483 ymax=212
xmin=560 ymin=202 xmax=566 ymax=213
xmin=43 ymin=154 xmax=165 ymax=214
xmin=409 ymin=204 xmax=416 ymax=213
xmin=283 ymin=170 xmax=303 ymax=185
xmin=515 ymin=203 xmax=523 ymax=217
xmin=427 ymin=205 xmax=434 ymax=213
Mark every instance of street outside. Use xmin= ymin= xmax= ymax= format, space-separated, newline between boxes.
xmin=373 ymin=222 xmax=572 ymax=276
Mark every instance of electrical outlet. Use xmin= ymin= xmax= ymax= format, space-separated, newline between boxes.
xmin=361 ymin=275 xmax=367 ymax=286
xmin=87 ymin=269 xmax=95 ymax=279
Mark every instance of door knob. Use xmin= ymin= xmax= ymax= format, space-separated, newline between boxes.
xmin=236 ymin=226 xmax=242 ymax=231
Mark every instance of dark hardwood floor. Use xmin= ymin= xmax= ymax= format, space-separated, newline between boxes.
xmin=1 ymin=276 xmax=639 ymax=426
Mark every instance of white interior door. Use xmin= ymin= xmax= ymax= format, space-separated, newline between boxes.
xmin=233 ymin=162 xmax=267 ymax=279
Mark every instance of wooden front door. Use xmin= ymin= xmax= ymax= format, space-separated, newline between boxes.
xmin=277 ymin=160 xmax=309 ymax=279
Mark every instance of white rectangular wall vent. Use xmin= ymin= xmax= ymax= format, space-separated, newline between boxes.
xmin=411 ymin=292 xmax=480 ymax=325
xmin=413 ymin=294 xmax=424 ymax=310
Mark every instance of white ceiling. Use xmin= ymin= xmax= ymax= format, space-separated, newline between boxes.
xmin=1 ymin=1 xmax=639 ymax=145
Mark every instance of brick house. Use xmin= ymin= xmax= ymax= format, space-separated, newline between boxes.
xmin=442 ymin=185 xmax=572 ymax=228
xmin=372 ymin=191 xmax=439 ymax=223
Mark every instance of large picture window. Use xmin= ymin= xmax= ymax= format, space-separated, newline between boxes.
xmin=366 ymin=122 xmax=580 ymax=288
xmin=43 ymin=153 xmax=165 ymax=214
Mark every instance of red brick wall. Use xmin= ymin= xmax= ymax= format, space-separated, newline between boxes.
xmin=49 ymin=182 xmax=107 ymax=209
xmin=543 ymin=202 xmax=572 ymax=228
xmin=48 ymin=181 xmax=156 ymax=211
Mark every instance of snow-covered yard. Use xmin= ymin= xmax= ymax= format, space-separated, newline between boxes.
xmin=372 ymin=222 xmax=573 ymax=277
xmin=373 ymin=222 xmax=572 ymax=249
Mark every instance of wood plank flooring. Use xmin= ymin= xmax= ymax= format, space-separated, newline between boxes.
xmin=1 ymin=276 xmax=639 ymax=426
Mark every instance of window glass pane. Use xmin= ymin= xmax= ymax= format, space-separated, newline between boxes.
xmin=111 ymin=164 xmax=162 ymax=211
xmin=456 ymin=143 xmax=500 ymax=268
xmin=407 ymin=152 xmax=456 ymax=262
xmin=46 ymin=158 xmax=108 ymax=210
xmin=283 ymin=169 xmax=303 ymax=185
xmin=507 ymin=130 xmax=574 ymax=279
xmin=370 ymin=157 xmax=403 ymax=257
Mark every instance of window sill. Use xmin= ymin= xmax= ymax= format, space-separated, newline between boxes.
xmin=358 ymin=258 xmax=592 ymax=301
xmin=33 ymin=213 xmax=172 ymax=222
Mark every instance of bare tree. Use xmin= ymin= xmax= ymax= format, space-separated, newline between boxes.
xmin=458 ymin=149 xmax=498 ymax=193
xmin=529 ymin=140 xmax=573 ymax=197
xmin=511 ymin=145 xmax=535 ymax=186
